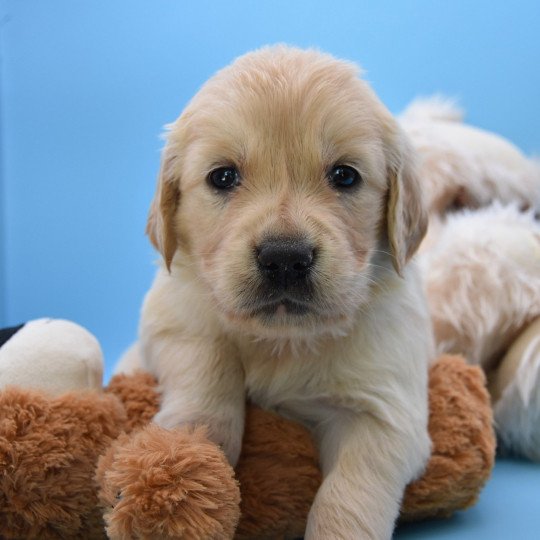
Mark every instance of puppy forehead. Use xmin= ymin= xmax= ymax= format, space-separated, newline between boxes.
xmin=178 ymin=48 xmax=390 ymax=171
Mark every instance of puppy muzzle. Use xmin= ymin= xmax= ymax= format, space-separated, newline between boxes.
xmin=250 ymin=236 xmax=317 ymax=316
xmin=256 ymin=237 xmax=315 ymax=288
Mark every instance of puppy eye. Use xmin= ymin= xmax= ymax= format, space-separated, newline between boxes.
xmin=208 ymin=167 xmax=240 ymax=190
xmin=328 ymin=165 xmax=361 ymax=189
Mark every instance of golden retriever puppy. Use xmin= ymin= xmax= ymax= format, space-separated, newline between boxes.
xmin=120 ymin=46 xmax=433 ymax=539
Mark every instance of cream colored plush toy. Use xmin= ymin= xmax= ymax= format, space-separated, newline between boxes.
xmin=0 ymin=318 xmax=103 ymax=395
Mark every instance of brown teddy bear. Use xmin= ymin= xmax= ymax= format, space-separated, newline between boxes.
xmin=0 ymin=322 xmax=494 ymax=540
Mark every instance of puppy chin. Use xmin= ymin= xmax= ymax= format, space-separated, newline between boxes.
xmin=214 ymin=293 xmax=357 ymax=343
xmin=229 ymin=312 xmax=350 ymax=343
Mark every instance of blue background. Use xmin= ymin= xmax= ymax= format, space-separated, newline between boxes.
xmin=0 ymin=1 xmax=539 ymax=538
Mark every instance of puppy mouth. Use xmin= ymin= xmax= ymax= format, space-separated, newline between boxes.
xmin=252 ymin=298 xmax=312 ymax=317
xmin=223 ymin=290 xmax=349 ymax=330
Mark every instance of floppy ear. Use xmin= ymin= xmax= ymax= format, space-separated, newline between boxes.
xmin=386 ymin=131 xmax=428 ymax=275
xmin=146 ymin=149 xmax=180 ymax=271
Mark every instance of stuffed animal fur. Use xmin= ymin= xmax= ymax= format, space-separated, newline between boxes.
xmin=0 ymin=318 xmax=103 ymax=394
xmin=0 ymin=319 xmax=494 ymax=539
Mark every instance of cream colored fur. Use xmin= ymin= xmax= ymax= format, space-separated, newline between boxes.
xmin=490 ymin=317 xmax=540 ymax=461
xmin=400 ymin=96 xmax=540 ymax=219
xmin=418 ymin=203 xmax=540 ymax=461
xmin=119 ymin=47 xmax=433 ymax=539
xmin=401 ymin=97 xmax=540 ymax=461
xmin=0 ymin=319 xmax=103 ymax=395
xmin=419 ymin=203 xmax=540 ymax=368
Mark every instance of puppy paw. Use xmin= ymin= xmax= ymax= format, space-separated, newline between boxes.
xmin=490 ymin=318 xmax=540 ymax=461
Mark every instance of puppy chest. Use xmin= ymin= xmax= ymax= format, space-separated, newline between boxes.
xmin=240 ymin=348 xmax=371 ymax=423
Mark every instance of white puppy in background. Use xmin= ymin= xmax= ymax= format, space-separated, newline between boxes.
xmin=418 ymin=203 xmax=540 ymax=462
xmin=399 ymin=97 xmax=540 ymax=217
xmin=118 ymin=46 xmax=433 ymax=539
xmin=399 ymin=97 xmax=540 ymax=462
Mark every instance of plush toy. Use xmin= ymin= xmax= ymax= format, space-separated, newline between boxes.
xmin=0 ymin=318 xmax=103 ymax=394
xmin=0 ymin=322 xmax=239 ymax=540
xmin=0 ymin=319 xmax=494 ymax=539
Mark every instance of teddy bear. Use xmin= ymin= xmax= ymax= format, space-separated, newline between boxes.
xmin=0 ymin=318 xmax=495 ymax=539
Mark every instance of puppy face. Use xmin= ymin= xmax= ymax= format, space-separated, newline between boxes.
xmin=148 ymin=47 xmax=426 ymax=339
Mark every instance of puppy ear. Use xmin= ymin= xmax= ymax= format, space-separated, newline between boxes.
xmin=386 ymin=131 xmax=428 ymax=275
xmin=146 ymin=150 xmax=180 ymax=271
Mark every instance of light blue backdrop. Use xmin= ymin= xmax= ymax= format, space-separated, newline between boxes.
xmin=2 ymin=0 xmax=540 ymax=371
xmin=0 ymin=2 xmax=539 ymax=538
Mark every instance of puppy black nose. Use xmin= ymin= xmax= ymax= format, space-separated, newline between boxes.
xmin=257 ymin=238 xmax=315 ymax=287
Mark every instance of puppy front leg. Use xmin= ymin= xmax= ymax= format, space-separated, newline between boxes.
xmin=143 ymin=335 xmax=245 ymax=466
xmin=306 ymin=413 xmax=430 ymax=539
